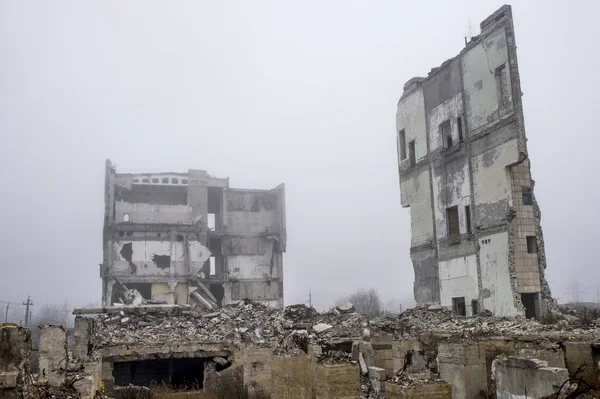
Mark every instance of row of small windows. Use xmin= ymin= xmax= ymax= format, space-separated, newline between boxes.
xmin=132 ymin=177 xmax=188 ymax=185
xmin=398 ymin=64 xmax=510 ymax=167
xmin=398 ymin=117 xmax=465 ymax=166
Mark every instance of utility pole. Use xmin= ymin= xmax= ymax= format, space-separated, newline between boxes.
xmin=22 ymin=296 xmax=33 ymax=327
xmin=309 ymin=290 xmax=312 ymax=308
xmin=4 ymin=302 xmax=9 ymax=323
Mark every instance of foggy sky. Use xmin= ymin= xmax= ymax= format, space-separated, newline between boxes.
xmin=1 ymin=1 xmax=598 ymax=311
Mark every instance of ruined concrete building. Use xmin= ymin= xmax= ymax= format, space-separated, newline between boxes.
xmin=101 ymin=160 xmax=286 ymax=308
xmin=396 ymin=5 xmax=552 ymax=318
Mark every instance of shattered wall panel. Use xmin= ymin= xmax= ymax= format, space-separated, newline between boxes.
xmin=462 ymin=26 xmax=511 ymax=132
xmin=439 ymin=255 xmax=479 ymax=316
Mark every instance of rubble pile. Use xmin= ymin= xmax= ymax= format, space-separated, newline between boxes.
xmin=88 ymin=300 xmax=600 ymax=349
xmin=91 ymin=301 xmax=365 ymax=348
xmin=391 ymin=306 xmax=600 ymax=340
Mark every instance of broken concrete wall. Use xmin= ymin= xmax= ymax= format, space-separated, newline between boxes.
xmin=410 ymin=248 xmax=439 ymax=305
xmin=314 ymin=363 xmax=359 ymax=399
xmin=563 ymin=341 xmax=598 ymax=387
xmin=438 ymin=342 xmax=487 ymax=399
xmin=439 ymin=255 xmax=478 ymax=315
xmin=392 ymin=340 xmax=422 ymax=373
xmin=479 ymin=232 xmax=520 ymax=317
xmin=461 ymin=23 xmax=511 ymax=132
xmin=241 ymin=346 xmax=272 ymax=397
xmin=271 ymin=354 xmax=312 ymax=399
xmin=0 ymin=325 xmax=30 ymax=399
xmin=385 ymin=381 xmax=452 ymax=399
xmin=371 ymin=336 xmax=394 ymax=378
xmin=38 ymin=325 xmax=68 ymax=386
xmin=492 ymin=356 xmax=568 ymax=399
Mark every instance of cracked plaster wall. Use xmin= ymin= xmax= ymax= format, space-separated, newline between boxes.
xmin=471 ymin=139 xmax=519 ymax=230
xmin=400 ymin=168 xmax=434 ymax=247
xmin=462 ymin=27 xmax=512 ymax=132
xmin=397 ymin=87 xmax=427 ymax=170
xmin=439 ymin=255 xmax=479 ymax=316
xmin=479 ymin=232 xmax=519 ymax=316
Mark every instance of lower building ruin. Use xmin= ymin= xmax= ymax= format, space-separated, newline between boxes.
xmin=4 ymin=302 xmax=600 ymax=399
xmin=101 ymin=159 xmax=286 ymax=309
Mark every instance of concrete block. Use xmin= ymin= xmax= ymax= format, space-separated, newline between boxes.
xmin=315 ymin=363 xmax=360 ymax=399
xmin=563 ymin=341 xmax=597 ymax=386
xmin=493 ymin=355 xmax=569 ymax=399
xmin=385 ymin=381 xmax=452 ymax=399
xmin=368 ymin=366 xmax=386 ymax=381
xmin=358 ymin=353 xmax=368 ymax=375
xmin=359 ymin=341 xmax=374 ymax=369
xmin=518 ymin=348 xmax=565 ymax=368
xmin=351 ymin=341 xmax=360 ymax=361
xmin=312 ymin=323 xmax=333 ymax=334
xmin=0 ymin=372 xmax=18 ymax=388
xmin=271 ymin=354 xmax=312 ymax=399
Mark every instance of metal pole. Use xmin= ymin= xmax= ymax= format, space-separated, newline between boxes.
xmin=4 ymin=302 xmax=8 ymax=322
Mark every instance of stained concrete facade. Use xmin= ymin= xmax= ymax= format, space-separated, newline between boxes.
xmin=101 ymin=159 xmax=286 ymax=308
xmin=396 ymin=5 xmax=552 ymax=318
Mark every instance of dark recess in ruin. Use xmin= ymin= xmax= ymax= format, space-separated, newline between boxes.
xmin=151 ymin=254 xmax=171 ymax=269
xmin=120 ymin=243 xmax=137 ymax=274
xmin=112 ymin=358 xmax=205 ymax=388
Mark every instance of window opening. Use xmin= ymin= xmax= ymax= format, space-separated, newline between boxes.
xmin=440 ymin=120 xmax=452 ymax=148
xmin=399 ymin=129 xmax=406 ymax=160
xmin=207 ymin=213 xmax=216 ymax=230
xmin=209 ymin=256 xmax=216 ymax=276
xmin=522 ymin=187 xmax=533 ymax=205
xmin=408 ymin=141 xmax=416 ymax=166
xmin=162 ymin=178 xmax=169 ymax=183
xmin=496 ymin=64 xmax=510 ymax=106
xmin=465 ymin=205 xmax=471 ymax=234
xmin=526 ymin=236 xmax=537 ymax=254
xmin=452 ymin=297 xmax=466 ymax=316
xmin=521 ymin=293 xmax=537 ymax=319
xmin=152 ymin=178 xmax=159 ymax=183
xmin=172 ymin=178 xmax=179 ymax=184
xmin=471 ymin=300 xmax=479 ymax=316
xmin=446 ymin=206 xmax=459 ymax=237
xmin=457 ymin=116 xmax=464 ymax=141
xmin=123 ymin=213 xmax=130 ymax=222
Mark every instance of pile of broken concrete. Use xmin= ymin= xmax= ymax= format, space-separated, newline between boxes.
xmin=87 ymin=300 xmax=365 ymax=350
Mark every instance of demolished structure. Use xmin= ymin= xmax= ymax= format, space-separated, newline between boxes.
xmin=101 ymin=159 xmax=286 ymax=309
xmin=396 ymin=5 xmax=552 ymax=318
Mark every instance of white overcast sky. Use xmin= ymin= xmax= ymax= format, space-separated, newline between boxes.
xmin=1 ymin=1 xmax=598 ymax=310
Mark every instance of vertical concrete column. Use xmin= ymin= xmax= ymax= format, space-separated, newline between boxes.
xmin=74 ymin=317 xmax=94 ymax=361
xmin=38 ymin=325 xmax=68 ymax=387
xmin=104 ymin=280 xmax=115 ymax=307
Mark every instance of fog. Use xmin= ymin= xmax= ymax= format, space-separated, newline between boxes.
xmin=1 ymin=1 xmax=598 ymax=312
